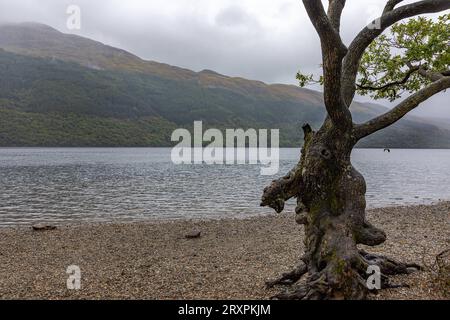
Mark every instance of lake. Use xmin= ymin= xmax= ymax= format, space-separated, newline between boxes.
xmin=0 ymin=148 xmax=449 ymax=226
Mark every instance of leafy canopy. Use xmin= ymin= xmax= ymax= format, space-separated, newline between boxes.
xmin=297 ymin=14 xmax=450 ymax=102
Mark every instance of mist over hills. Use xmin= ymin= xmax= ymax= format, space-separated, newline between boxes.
xmin=0 ymin=22 xmax=449 ymax=148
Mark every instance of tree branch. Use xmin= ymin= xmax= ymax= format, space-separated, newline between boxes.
xmin=302 ymin=0 xmax=352 ymax=130
xmin=302 ymin=0 xmax=347 ymax=52
xmin=260 ymin=124 xmax=312 ymax=213
xmin=355 ymin=76 xmax=450 ymax=139
xmin=417 ymin=67 xmax=447 ymax=82
xmin=383 ymin=0 xmax=404 ymax=14
xmin=327 ymin=0 xmax=346 ymax=32
xmin=260 ymin=168 xmax=303 ymax=213
xmin=342 ymin=0 xmax=450 ymax=106
xmin=356 ymin=65 xmax=421 ymax=91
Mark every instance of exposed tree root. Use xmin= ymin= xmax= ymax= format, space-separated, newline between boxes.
xmin=359 ymin=249 xmax=422 ymax=275
xmin=267 ymin=251 xmax=422 ymax=300
xmin=266 ymin=262 xmax=308 ymax=288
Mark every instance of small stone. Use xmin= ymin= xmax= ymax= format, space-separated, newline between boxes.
xmin=185 ymin=231 xmax=201 ymax=239
xmin=32 ymin=224 xmax=57 ymax=231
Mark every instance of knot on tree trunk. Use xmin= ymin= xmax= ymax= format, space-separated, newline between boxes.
xmin=354 ymin=222 xmax=387 ymax=246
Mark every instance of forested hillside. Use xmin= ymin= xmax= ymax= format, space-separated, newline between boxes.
xmin=0 ymin=23 xmax=449 ymax=148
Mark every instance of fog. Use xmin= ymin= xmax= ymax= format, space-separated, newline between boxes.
xmin=0 ymin=0 xmax=448 ymax=119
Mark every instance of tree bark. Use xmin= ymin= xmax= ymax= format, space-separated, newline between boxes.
xmin=262 ymin=124 xmax=420 ymax=300
xmin=261 ymin=0 xmax=449 ymax=300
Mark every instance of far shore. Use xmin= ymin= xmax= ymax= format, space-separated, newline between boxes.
xmin=0 ymin=202 xmax=449 ymax=300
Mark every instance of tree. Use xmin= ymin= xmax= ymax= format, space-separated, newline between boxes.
xmin=261 ymin=0 xmax=450 ymax=300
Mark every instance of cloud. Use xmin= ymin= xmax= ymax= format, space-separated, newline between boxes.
xmin=215 ymin=6 xmax=258 ymax=28
xmin=0 ymin=0 xmax=448 ymax=118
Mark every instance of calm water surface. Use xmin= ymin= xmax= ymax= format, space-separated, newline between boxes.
xmin=0 ymin=148 xmax=449 ymax=226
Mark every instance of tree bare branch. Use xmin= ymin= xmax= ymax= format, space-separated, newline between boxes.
xmin=327 ymin=0 xmax=346 ymax=32
xmin=417 ymin=67 xmax=447 ymax=82
xmin=383 ymin=0 xmax=404 ymax=14
xmin=302 ymin=0 xmax=352 ymax=130
xmin=302 ymin=0 xmax=347 ymax=52
xmin=355 ymin=76 xmax=450 ymax=139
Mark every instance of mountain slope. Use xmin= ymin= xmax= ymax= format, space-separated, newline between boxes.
xmin=0 ymin=22 xmax=449 ymax=148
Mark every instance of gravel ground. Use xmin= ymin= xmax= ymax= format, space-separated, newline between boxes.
xmin=0 ymin=202 xmax=448 ymax=300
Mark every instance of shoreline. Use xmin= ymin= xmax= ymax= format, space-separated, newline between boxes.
xmin=0 ymin=202 xmax=449 ymax=300
xmin=1 ymin=199 xmax=448 ymax=230
xmin=1 ymin=147 xmax=450 ymax=149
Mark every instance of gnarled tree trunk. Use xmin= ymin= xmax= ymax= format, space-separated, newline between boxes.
xmin=261 ymin=122 xmax=420 ymax=300
xmin=260 ymin=0 xmax=450 ymax=300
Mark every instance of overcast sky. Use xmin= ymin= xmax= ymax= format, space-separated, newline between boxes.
xmin=0 ymin=0 xmax=448 ymax=119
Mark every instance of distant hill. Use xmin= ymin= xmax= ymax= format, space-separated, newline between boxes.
xmin=0 ymin=22 xmax=449 ymax=148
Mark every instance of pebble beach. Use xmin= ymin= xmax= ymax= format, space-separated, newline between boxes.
xmin=0 ymin=202 xmax=448 ymax=300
